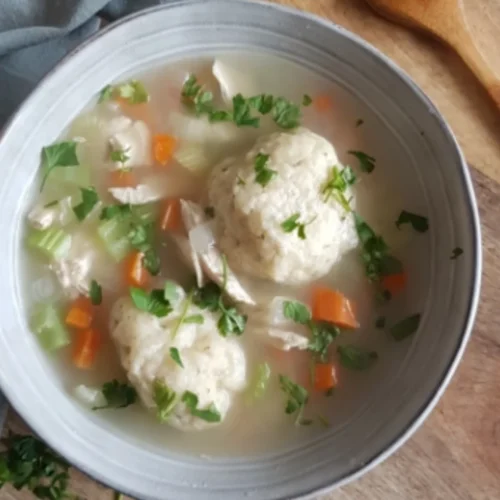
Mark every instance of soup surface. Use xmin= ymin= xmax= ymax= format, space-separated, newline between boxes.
xmin=21 ymin=52 xmax=425 ymax=456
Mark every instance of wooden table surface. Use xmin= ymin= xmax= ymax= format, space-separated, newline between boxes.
xmin=3 ymin=0 xmax=500 ymax=499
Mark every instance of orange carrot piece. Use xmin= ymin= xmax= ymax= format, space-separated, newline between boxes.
xmin=381 ymin=272 xmax=407 ymax=296
xmin=72 ymin=328 xmax=101 ymax=369
xmin=312 ymin=286 xmax=359 ymax=330
xmin=153 ymin=134 xmax=177 ymax=166
xmin=108 ymin=169 xmax=137 ymax=188
xmin=313 ymin=94 xmax=333 ymax=113
xmin=160 ymin=198 xmax=183 ymax=232
xmin=314 ymin=363 xmax=338 ymax=391
xmin=124 ymin=251 xmax=149 ymax=287
xmin=65 ymin=296 xmax=93 ymax=330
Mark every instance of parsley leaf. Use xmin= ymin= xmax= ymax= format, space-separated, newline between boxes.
xmin=278 ymin=375 xmax=309 ymax=417
xmin=338 ymin=345 xmax=378 ymax=370
xmin=169 ymin=347 xmax=184 ymax=368
xmin=40 ymin=141 xmax=79 ymax=191
xmin=98 ymin=84 xmax=114 ymax=103
xmin=395 ymin=210 xmax=429 ymax=233
xmin=110 ymin=148 xmax=130 ymax=164
xmin=451 ymin=247 xmax=463 ymax=260
xmin=283 ymin=300 xmax=311 ymax=324
xmin=93 ymin=380 xmax=137 ymax=410
xmin=142 ymin=248 xmax=161 ymax=276
xmin=232 ymin=94 xmax=260 ymax=127
xmin=218 ymin=307 xmax=246 ymax=336
xmin=0 ymin=433 xmax=75 ymax=499
xmin=281 ymin=213 xmax=309 ymax=239
xmin=72 ymin=186 xmax=99 ymax=221
xmin=183 ymin=314 xmax=204 ymax=324
xmin=100 ymin=203 xmax=131 ymax=220
xmin=182 ymin=391 xmax=221 ymax=422
xmin=308 ymin=321 xmax=339 ymax=361
xmin=164 ymin=280 xmax=180 ymax=303
xmin=249 ymin=94 xmax=275 ymax=114
xmin=193 ymin=282 xmax=222 ymax=312
xmin=117 ymin=80 xmax=149 ymax=104
xmin=322 ymin=165 xmax=356 ymax=211
xmin=89 ymin=280 xmax=102 ymax=306
xmin=254 ymin=153 xmax=277 ymax=187
xmin=348 ymin=150 xmax=376 ymax=173
xmin=152 ymin=379 xmax=178 ymax=422
xmin=302 ymin=94 xmax=313 ymax=106
xmin=390 ymin=313 xmax=421 ymax=341
xmin=129 ymin=287 xmax=172 ymax=317
xmin=272 ymin=97 xmax=301 ymax=129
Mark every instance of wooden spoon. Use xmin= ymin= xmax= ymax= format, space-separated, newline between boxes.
xmin=364 ymin=0 xmax=500 ymax=110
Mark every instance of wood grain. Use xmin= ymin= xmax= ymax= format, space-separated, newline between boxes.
xmin=3 ymin=1 xmax=500 ymax=499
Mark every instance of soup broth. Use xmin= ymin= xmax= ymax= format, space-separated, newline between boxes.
xmin=22 ymin=52 xmax=415 ymax=456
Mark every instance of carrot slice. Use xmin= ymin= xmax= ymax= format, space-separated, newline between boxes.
xmin=314 ymin=363 xmax=338 ymax=391
xmin=72 ymin=328 xmax=101 ymax=369
xmin=160 ymin=198 xmax=183 ymax=232
xmin=313 ymin=94 xmax=333 ymax=113
xmin=381 ymin=272 xmax=407 ymax=296
xmin=312 ymin=286 xmax=359 ymax=330
xmin=65 ymin=296 xmax=93 ymax=330
xmin=124 ymin=251 xmax=149 ymax=288
xmin=108 ymin=169 xmax=137 ymax=188
xmin=153 ymin=134 xmax=177 ymax=166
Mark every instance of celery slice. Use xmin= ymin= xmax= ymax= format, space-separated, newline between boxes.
xmin=133 ymin=203 xmax=159 ymax=224
xmin=97 ymin=218 xmax=131 ymax=261
xmin=26 ymin=227 xmax=72 ymax=260
xmin=30 ymin=303 xmax=70 ymax=351
xmin=174 ymin=142 xmax=213 ymax=172
xmin=48 ymin=162 xmax=91 ymax=187
xmin=246 ymin=362 xmax=271 ymax=403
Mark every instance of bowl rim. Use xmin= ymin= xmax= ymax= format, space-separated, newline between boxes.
xmin=0 ymin=1 xmax=482 ymax=498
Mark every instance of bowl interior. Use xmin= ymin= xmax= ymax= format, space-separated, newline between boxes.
xmin=0 ymin=1 xmax=480 ymax=499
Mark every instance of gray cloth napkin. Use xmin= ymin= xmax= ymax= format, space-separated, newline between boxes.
xmin=0 ymin=0 xmax=173 ymax=433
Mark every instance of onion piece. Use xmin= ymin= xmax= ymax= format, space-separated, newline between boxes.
xmin=73 ymin=384 xmax=106 ymax=409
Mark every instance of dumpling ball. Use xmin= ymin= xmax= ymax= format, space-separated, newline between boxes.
xmin=109 ymin=287 xmax=247 ymax=431
xmin=207 ymin=127 xmax=359 ymax=285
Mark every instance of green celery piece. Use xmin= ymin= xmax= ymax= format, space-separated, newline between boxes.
xmin=246 ymin=362 xmax=271 ymax=402
xmin=26 ymin=227 xmax=71 ymax=260
xmin=30 ymin=303 xmax=70 ymax=351
xmin=97 ymin=217 xmax=131 ymax=261
xmin=48 ymin=162 xmax=91 ymax=187
xmin=133 ymin=203 xmax=159 ymax=224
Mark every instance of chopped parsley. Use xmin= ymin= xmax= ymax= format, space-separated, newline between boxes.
xmin=98 ymin=84 xmax=113 ymax=103
xmin=390 ymin=313 xmax=421 ymax=341
xmin=278 ymin=375 xmax=309 ymax=425
xmin=0 ymin=433 xmax=76 ymax=499
xmin=232 ymin=93 xmax=261 ymax=127
xmin=272 ymin=97 xmax=301 ymax=129
xmin=183 ymin=314 xmax=204 ymax=324
xmin=142 ymin=248 xmax=161 ymax=276
xmin=169 ymin=347 xmax=184 ymax=368
xmin=72 ymin=186 xmax=99 ymax=221
xmin=283 ymin=300 xmax=311 ymax=325
xmin=318 ymin=414 xmax=331 ymax=427
xmin=129 ymin=287 xmax=172 ymax=318
xmin=451 ymin=247 xmax=463 ymax=260
xmin=281 ymin=213 xmax=310 ymax=240
xmin=152 ymin=379 xmax=178 ymax=422
xmin=40 ymin=141 xmax=79 ymax=191
xmin=171 ymin=290 xmax=194 ymax=338
xmin=355 ymin=118 xmax=364 ymax=127
xmin=110 ymin=148 xmax=130 ymax=164
xmin=302 ymin=94 xmax=313 ymax=106
xmin=117 ymin=80 xmax=149 ymax=104
xmin=163 ymin=280 xmax=180 ymax=303
xmin=182 ymin=391 xmax=221 ymax=422
xmin=375 ymin=316 xmax=386 ymax=329
xmin=308 ymin=321 xmax=339 ymax=362
xmin=348 ymin=150 xmax=376 ymax=173
xmin=100 ymin=203 xmax=131 ymax=220
xmin=396 ymin=210 xmax=429 ymax=233
xmin=337 ymin=345 xmax=378 ymax=370
xmin=204 ymin=206 xmax=215 ymax=218
xmin=254 ymin=153 xmax=277 ymax=187
xmin=322 ymin=165 xmax=356 ymax=211
xmin=89 ymin=279 xmax=102 ymax=306
xmin=92 ymin=380 xmax=137 ymax=410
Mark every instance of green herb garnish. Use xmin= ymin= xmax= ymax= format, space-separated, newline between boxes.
xmin=89 ymin=280 xmax=102 ymax=306
xmin=152 ymin=379 xmax=177 ymax=422
xmin=204 ymin=206 xmax=215 ymax=218
xmin=163 ymin=280 xmax=180 ymax=303
xmin=110 ymin=148 xmax=130 ymax=164
xmin=254 ymin=153 xmax=277 ymax=187
xmin=129 ymin=287 xmax=172 ymax=318
xmin=40 ymin=141 xmax=79 ymax=191
xmin=169 ymin=348 xmax=184 ymax=368
xmin=318 ymin=414 xmax=331 ymax=427
xmin=278 ymin=375 xmax=309 ymax=424
xmin=302 ymin=94 xmax=313 ymax=106
xmin=72 ymin=186 xmax=99 ymax=221
xmin=355 ymin=119 xmax=364 ymax=127
xmin=375 ymin=316 xmax=386 ymax=329
xmin=182 ymin=391 xmax=221 ymax=422
xmin=100 ymin=204 xmax=131 ymax=220
xmin=93 ymin=380 xmax=137 ymax=410
xmin=337 ymin=345 xmax=378 ymax=370
xmin=322 ymin=165 xmax=356 ymax=211
xmin=390 ymin=314 xmax=421 ymax=341
xmin=396 ymin=210 xmax=429 ymax=233
xmin=272 ymin=97 xmax=301 ymax=129
xmin=348 ymin=150 xmax=376 ymax=173
xmin=283 ymin=300 xmax=311 ymax=325
xmin=117 ymin=80 xmax=149 ymax=104
xmin=451 ymin=247 xmax=463 ymax=260
xmin=308 ymin=321 xmax=339 ymax=362
xmin=281 ymin=213 xmax=309 ymax=240
xmin=183 ymin=314 xmax=204 ymax=324
xmin=98 ymin=84 xmax=114 ymax=103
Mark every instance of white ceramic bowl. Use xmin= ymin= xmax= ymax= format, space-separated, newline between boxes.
xmin=0 ymin=1 xmax=481 ymax=499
